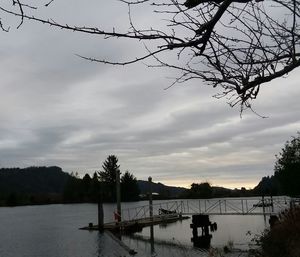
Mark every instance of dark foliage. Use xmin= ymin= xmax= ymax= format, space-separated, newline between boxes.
xmin=96 ymin=156 xmax=140 ymax=202
xmin=0 ymin=164 xmax=141 ymax=206
xmin=255 ymin=207 xmax=300 ymax=257
xmin=274 ymin=133 xmax=300 ymax=196
xmin=253 ymin=132 xmax=300 ymax=197
xmin=63 ymin=172 xmax=101 ymax=203
xmin=186 ymin=182 xmax=213 ymax=199
xmin=0 ymin=166 xmax=70 ymax=206
xmin=0 ymin=166 xmax=69 ymax=194
xmin=180 ymin=182 xmax=252 ymax=198
xmin=121 ymin=171 xmax=140 ymax=202
xmin=252 ymin=176 xmax=281 ymax=196
xmin=98 ymin=155 xmax=120 ymax=202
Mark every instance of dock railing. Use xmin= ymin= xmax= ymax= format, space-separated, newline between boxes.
xmin=120 ymin=196 xmax=298 ymax=222
xmin=121 ymin=200 xmax=183 ymax=222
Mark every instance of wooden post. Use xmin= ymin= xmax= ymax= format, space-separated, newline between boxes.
xmin=262 ymin=195 xmax=265 ymax=215
xmin=148 ymin=176 xmax=153 ymax=220
xmin=290 ymin=198 xmax=295 ymax=209
xmin=116 ymin=170 xmax=121 ymax=222
xmin=98 ymin=194 xmax=104 ymax=231
xmin=241 ymin=199 xmax=244 ymax=214
xmin=148 ymin=176 xmax=154 ymax=254
xmin=190 ymin=214 xmax=213 ymax=249
xmin=271 ymin=195 xmax=274 ymax=213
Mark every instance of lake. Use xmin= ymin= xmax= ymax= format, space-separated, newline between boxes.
xmin=0 ymin=198 xmax=284 ymax=257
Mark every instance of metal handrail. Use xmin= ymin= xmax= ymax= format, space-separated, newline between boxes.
xmin=120 ymin=196 xmax=299 ymax=222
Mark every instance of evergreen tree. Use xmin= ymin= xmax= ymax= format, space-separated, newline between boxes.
xmin=98 ymin=155 xmax=120 ymax=202
xmin=90 ymin=172 xmax=100 ymax=202
xmin=121 ymin=171 xmax=140 ymax=202
xmin=82 ymin=174 xmax=91 ymax=189
xmin=63 ymin=174 xmax=82 ymax=203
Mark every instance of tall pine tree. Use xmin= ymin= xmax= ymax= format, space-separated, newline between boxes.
xmin=98 ymin=155 xmax=120 ymax=202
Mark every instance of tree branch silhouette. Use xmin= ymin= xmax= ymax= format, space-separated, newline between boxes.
xmin=1 ymin=0 xmax=299 ymax=111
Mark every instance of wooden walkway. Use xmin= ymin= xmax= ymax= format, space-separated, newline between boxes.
xmin=81 ymin=214 xmax=189 ymax=232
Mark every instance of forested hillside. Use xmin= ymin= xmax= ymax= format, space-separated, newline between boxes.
xmin=0 ymin=166 xmax=71 ymax=206
xmin=0 ymin=166 xmax=70 ymax=193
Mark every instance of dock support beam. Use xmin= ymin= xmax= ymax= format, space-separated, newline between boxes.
xmin=262 ymin=195 xmax=266 ymax=215
xmin=116 ymin=170 xmax=121 ymax=222
xmin=148 ymin=176 xmax=155 ymax=254
xmin=98 ymin=196 xmax=104 ymax=231
xmin=190 ymin=214 xmax=216 ymax=249
xmin=148 ymin=176 xmax=153 ymax=220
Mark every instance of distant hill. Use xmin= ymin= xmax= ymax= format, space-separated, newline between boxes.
xmin=0 ymin=166 xmax=73 ymax=206
xmin=0 ymin=166 xmax=71 ymax=194
xmin=137 ymin=180 xmax=187 ymax=198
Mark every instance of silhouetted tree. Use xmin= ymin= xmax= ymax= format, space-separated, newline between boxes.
xmin=82 ymin=173 xmax=91 ymax=189
xmin=1 ymin=0 xmax=299 ymax=111
xmin=274 ymin=133 xmax=300 ymax=196
xmin=63 ymin=173 xmax=82 ymax=202
xmin=188 ymin=182 xmax=213 ymax=198
xmin=121 ymin=171 xmax=140 ymax=201
xmin=253 ymin=176 xmax=281 ymax=196
xmin=98 ymin=155 xmax=120 ymax=202
xmin=90 ymin=172 xmax=101 ymax=202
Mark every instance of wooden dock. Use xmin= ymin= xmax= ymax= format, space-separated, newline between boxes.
xmin=81 ymin=214 xmax=189 ymax=232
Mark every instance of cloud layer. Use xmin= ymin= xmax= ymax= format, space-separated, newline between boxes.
xmin=0 ymin=0 xmax=300 ymax=188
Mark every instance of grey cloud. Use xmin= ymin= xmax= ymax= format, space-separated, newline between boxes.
xmin=0 ymin=0 xmax=300 ymax=188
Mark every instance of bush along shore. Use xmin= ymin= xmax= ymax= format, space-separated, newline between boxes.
xmin=250 ymin=205 xmax=300 ymax=257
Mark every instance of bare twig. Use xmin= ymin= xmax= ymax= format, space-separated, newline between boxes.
xmin=0 ymin=0 xmax=299 ymax=112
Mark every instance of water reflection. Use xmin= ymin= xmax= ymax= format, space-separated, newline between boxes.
xmin=119 ymin=216 xmax=213 ymax=257
xmin=190 ymin=214 xmax=218 ymax=249
xmin=150 ymin=224 xmax=155 ymax=256
xmin=158 ymin=218 xmax=184 ymax=229
xmin=96 ymin=231 xmax=132 ymax=257
xmin=96 ymin=232 xmax=106 ymax=257
xmin=122 ymin=233 xmax=208 ymax=257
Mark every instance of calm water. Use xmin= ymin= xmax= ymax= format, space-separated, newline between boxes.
xmin=0 ymin=199 xmax=278 ymax=257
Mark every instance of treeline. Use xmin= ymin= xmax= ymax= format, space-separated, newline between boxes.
xmin=64 ymin=171 xmax=140 ymax=203
xmin=253 ymin=133 xmax=300 ymax=197
xmin=179 ymin=182 xmax=252 ymax=199
xmin=0 ymin=156 xmax=140 ymax=206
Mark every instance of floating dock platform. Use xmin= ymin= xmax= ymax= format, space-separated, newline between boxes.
xmin=81 ymin=214 xmax=189 ymax=232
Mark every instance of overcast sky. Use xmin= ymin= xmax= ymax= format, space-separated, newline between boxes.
xmin=0 ymin=0 xmax=299 ymax=189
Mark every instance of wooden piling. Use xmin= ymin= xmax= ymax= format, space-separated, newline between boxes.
xmin=98 ymin=198 xmax=104 ymax=231
xmin=148 ymin=176 xmax=154 ymax=254
xmin=116 ymin=170 xmax=121 ymax=222
xmin=262 ymin=195 xmax=266 ymax=215
xmin=190 ymin=214 xmax=214 ymax=249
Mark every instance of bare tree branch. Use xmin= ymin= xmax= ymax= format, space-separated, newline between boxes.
xmin=0 ymin=0 xmax=299 ymax=112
